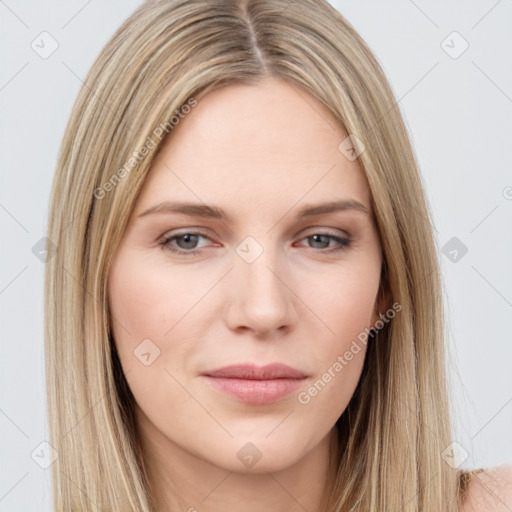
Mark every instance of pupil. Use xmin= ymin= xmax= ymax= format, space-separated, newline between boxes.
xmin=179 ymin=234 xmax=198 ymax=249
xmin=311 ymin=234 xmax=328 ymax=248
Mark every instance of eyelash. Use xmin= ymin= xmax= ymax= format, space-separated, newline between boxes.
xmin=158 ymin=230 xmax=353 ymax=256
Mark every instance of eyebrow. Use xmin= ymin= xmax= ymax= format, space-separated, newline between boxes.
xmin=137 ymin=199 xmax=371 ymax=221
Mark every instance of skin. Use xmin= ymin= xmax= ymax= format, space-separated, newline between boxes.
xmin=461 ymin=465 xmax=512 ymax=512
xmin=108 ymin=76 xmax=389 ymax=512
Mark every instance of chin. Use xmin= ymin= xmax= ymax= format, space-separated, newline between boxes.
xmin=206 ymin=434 xmax=316 ymax=475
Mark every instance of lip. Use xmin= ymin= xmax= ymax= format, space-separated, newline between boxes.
xmin=202 ymin=363 xmax=307 ymax=405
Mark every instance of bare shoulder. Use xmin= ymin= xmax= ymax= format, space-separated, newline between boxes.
xmin=460 ymin=464 xmax=512 ymax=512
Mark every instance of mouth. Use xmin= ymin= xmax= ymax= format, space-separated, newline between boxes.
xmin=201 ymin=363 xmax=307 ymax=405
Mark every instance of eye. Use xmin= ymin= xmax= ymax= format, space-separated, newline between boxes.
xmin=158 ymin=230 xmax=352 ymax=256
xmin=159 ymin=231 xmax=211 ymax=256
xmin=295 ymin=232 xmax=352 ymax=253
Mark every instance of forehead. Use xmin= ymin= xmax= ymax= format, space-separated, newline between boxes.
xmin=135 ymin=77 xmax=371 ymax=215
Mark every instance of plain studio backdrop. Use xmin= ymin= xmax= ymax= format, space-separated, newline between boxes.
xmin=1 ymin=1 xmax=511 ymax=510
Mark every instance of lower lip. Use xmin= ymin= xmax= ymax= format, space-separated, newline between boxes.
xmin=203 ymin=376 xmax=305 ymax=404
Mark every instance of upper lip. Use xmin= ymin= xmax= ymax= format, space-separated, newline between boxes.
xmin=202 ymin=363 xmax=307 ymax=380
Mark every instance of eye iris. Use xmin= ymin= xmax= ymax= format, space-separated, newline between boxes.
xmin=309 ymin=234 xmax=330 ymax=249
xmin=177 ymin=234 xmax=199 ymax=249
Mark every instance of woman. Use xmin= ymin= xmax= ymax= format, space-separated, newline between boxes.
xmin=44 ymin=0 xmax=512 ymax=510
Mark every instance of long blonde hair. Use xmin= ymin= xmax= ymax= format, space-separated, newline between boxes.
xmin=45 ymin=0 xmax=473 ymax=510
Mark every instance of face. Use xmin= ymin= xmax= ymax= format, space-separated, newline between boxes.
xmin=108 ymin=76 xmax=384 ymax=474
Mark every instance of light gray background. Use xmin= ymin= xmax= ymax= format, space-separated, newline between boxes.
xmin=1 ymin=1 xmax=511 ymax=510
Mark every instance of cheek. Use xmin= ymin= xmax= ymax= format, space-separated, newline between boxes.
xmin=296 ymin=261 xmax=379 ymax=408
xmin=303 ymin=259 xmax=380 ymax=340
xmin=296 ymin=298 xmax=371 ymax=426
xmin=107 ymin=250 xmax=209 ymax=370
xmin=107 ymin=251 xmax=208 ymax=422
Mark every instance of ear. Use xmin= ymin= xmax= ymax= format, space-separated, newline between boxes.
xmin=370 ymin=282 xmax=393 ymax=330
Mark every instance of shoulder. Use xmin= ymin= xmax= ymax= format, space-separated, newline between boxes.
xmin=460 ymin=464 xmax=512 ymax=512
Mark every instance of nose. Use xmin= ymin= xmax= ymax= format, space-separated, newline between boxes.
xmin=224 ymin=247 xmax=298 ymax=338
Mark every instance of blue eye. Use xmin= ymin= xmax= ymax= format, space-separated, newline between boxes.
xmin=159 ymin=232 xmax=208 ymax=255
xmin=298 ymin=233 xmax=352 ymax=252
xmin=159 ymin=231 xmax=352 ymax=256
